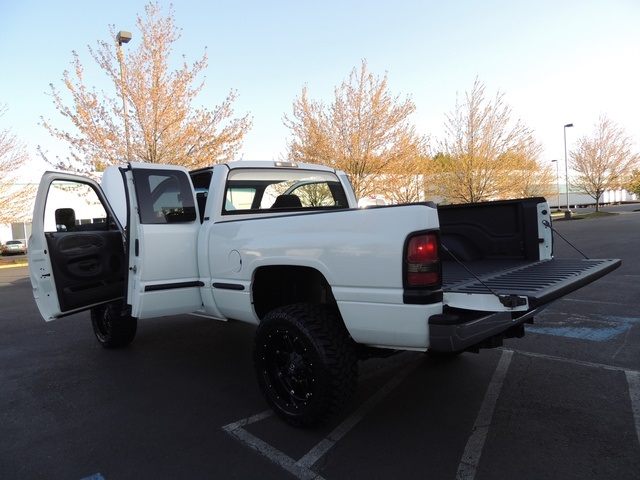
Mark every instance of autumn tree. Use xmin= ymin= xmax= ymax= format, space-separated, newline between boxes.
xmin=507 ymin=153 xmax=556 ymax=199
xmin=627 ymin=168 xmax=640 ymax=196
xmin=0 ymin=105 xmax=35 ymax=223
xmin=283 ymin=60 xmax=428 ymax=200
xmin=569 ymin=115 xmax=639 ymax=211
xmin=378 ymin=155 xmax=432 ymax=204
xmin=41 ymin=1 xmax=252 ymax=173
xmin=435 ymin=78 xmax=545 ymax=204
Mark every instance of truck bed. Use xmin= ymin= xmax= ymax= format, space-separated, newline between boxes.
xmin=438 ymin=197 xmax=620 ymax=310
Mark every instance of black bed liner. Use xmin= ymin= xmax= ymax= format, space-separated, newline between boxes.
xmin=442 ymin=258 xmax=621 ymax=308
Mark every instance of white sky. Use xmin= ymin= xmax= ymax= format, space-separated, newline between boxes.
xmin=1 ymin=0 xmax=639 ymax=180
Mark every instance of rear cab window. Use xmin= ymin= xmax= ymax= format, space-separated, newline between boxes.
xmin=223 ymin=167 xmax=349 ymax=215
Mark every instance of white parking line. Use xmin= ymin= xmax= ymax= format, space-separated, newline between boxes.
xmin=188 ymin=312 xmax=227 ymax=321
xmin=626 ymin=371 xmax=640 ymax=447
xmin=222 ymin=410 xmax=322 ymax=480
xmin=297 ymin=357 xmax=421 ymax=469
xmin=222 ymin=355 xmax=422 ymax=479
xmin=456 ymin=349 xmax=513 ymax=480
xmin=224 ymin=349 xmax=639 ymax=479
xmin=561 ymin=298 xmax=624 ymax=306
xmin=512 ymin=349 xmax=639 ymax=374
xmin=224 ymin=412 xmax=321 ymax=480
xmin=515 ymin=349 xmax=640 ymax=450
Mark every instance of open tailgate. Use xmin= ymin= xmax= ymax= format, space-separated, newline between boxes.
xmin=442 ymin=258 xmax=621 ymax=311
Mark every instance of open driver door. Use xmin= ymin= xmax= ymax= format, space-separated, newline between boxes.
xmin=28 ymin=164 xmax=203 ymax=342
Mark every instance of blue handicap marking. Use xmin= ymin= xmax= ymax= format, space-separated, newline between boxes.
xmin=528 ymin=314 xmax=640 ymax=341
xmin=81 ymin=474 xmax=105 ymax=480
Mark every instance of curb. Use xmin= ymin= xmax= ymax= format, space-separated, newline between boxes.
xmin=0 ymin=263 xmax=28 ymax=269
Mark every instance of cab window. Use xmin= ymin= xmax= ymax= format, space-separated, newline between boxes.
xmin=132 ymin=169 xmax=196 ymax=224
xmin=223 ymin=168 xmax=349 ymax=214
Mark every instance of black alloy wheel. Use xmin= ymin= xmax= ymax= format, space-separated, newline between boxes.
xmin=90 ymin=302 xmax=137 ymax=348
xmin=253 ymin=303 xmax=357 ymax=428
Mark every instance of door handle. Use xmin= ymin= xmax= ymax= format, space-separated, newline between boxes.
xmin=78 ymin=261 xmax=99 ymax=271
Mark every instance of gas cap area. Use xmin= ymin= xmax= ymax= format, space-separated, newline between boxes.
xmin=229 ymin=250 xmax=242 ymax=273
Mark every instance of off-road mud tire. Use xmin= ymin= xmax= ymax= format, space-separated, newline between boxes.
xmin=253 ymin=303 xmax=358 ymax=428
xmin=90 ymin=302 xmax=137 ymax=348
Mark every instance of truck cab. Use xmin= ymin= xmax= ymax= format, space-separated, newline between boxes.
xmin=28 ymin=161 xmax=358 ymax=324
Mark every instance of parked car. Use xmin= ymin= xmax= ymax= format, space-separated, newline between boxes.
xmin=2 ymin=240 xmax=27 ymax=256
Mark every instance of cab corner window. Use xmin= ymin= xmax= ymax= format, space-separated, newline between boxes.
xmin=44 ymin=180 xmax=108 ymax=233
xmin=132 ymin=169 xmax=196 ymax=224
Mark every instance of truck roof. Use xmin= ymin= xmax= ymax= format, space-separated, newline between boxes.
xmin=190 ymin=160 xmax=340 ymax=175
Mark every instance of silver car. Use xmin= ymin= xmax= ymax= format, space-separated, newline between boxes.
xmin=2 ymin=240 xmax=27 ymax=256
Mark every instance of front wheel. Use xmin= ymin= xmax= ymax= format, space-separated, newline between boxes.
xmin=253 ymin=303 xmax=358 ymax=428
xmin=90 ymin=302 xmax=137 ymax=348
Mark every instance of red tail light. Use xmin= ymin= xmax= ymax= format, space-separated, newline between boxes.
xmin=408 ymin=235 xmax=438 ymax=262
xmin=405 ymin=233 xmax=440 ymax=286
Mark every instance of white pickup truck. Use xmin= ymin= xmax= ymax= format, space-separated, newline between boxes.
xmin=28 ymin=160 xmax=620 ymax=427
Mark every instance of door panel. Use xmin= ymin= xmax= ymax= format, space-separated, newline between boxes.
xmin=29 ymin=174 xmax=126 ymax=320
xmin=46 ymin=230 xmax=125 ymax=312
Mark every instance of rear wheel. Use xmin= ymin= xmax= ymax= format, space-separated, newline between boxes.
xmin=91 ymin=302 xmax=137 ymax=348
xmin=253 ymin=303 xmax=357 ymax=428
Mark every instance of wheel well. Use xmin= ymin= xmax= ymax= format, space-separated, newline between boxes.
xmin=252 ymin=265 xmax=337 ymax=319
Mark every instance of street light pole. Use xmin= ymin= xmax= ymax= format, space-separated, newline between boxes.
xmin=551 ymin=159 xmax=560 ymax=211
xmin=117 ymin=30 xmax=132 ymax=161
xmin=563 ymin=123 xmax=574 ymax=218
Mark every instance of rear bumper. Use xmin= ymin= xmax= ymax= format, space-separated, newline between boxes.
xmin=428 ymin=305 xmax=548 ymax=353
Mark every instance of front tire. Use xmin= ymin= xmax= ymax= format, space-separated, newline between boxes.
xmin=253 ymin=303 xmax=358 ymax=428
xmin=91 ymin=302 xmax=137 ymax=348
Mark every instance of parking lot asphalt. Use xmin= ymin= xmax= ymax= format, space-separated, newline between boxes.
xmin=1 ymin=205 xmax=639 ymax=480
